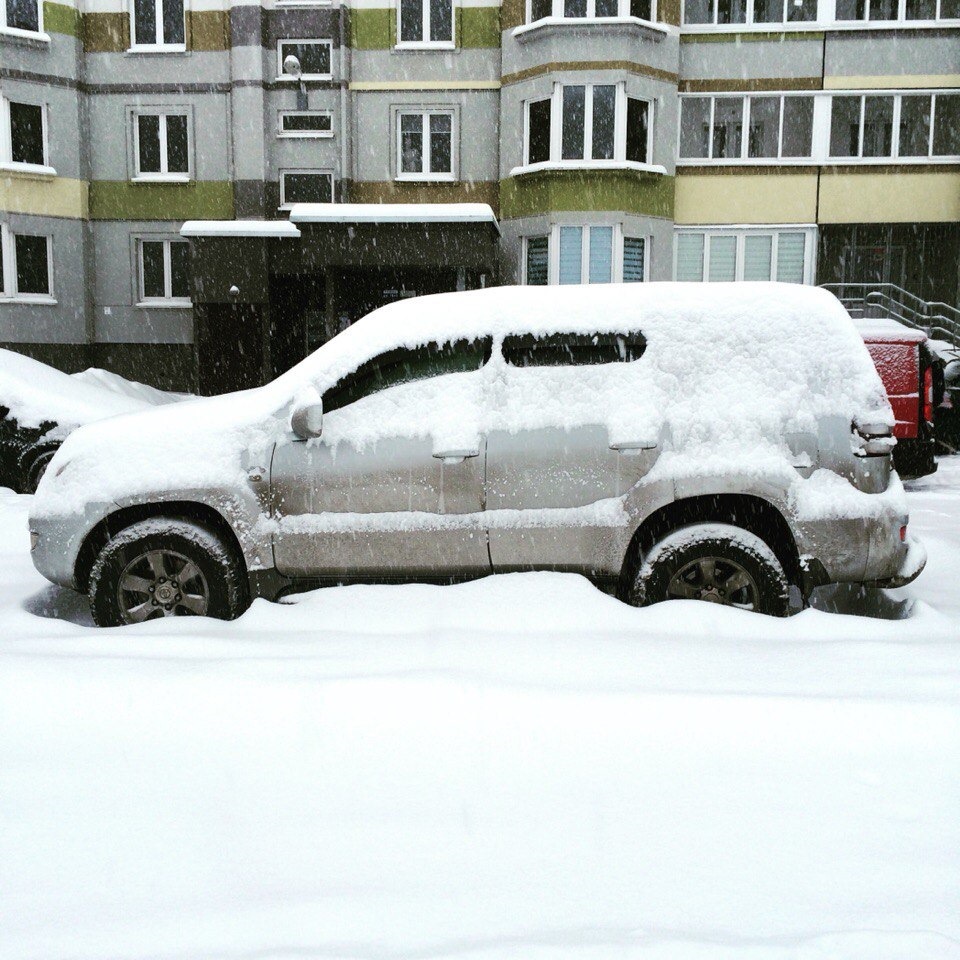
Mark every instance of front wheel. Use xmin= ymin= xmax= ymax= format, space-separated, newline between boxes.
xmin=89 ymin=518 xmax=249 ymax=627
xmin=626 ymin=523 xmax=790 ymax=617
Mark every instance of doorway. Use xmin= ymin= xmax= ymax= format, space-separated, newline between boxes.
xmin=197 ymin=303 xmax=265 ymax=395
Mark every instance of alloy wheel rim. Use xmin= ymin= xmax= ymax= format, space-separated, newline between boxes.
xmin=117 ymin=549 xmax=209 ymax=623
xmin=667 ymin=556 xmax=758 ymax=610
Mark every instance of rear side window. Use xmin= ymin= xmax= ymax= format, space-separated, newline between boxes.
xmin=502 ymin=332 xmax=646 ymax=368
xmin=324 ymin=336 xmax=492 ymax=413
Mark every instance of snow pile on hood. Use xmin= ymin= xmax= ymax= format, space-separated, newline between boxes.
xmin=33 ymin=283 xmax=890 ymax=518
xmin=71 ymin=368 xmax=193 ymax=406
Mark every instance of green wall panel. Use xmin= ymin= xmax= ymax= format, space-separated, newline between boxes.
xmin=43 ymin=1 xmax=80 ymax=37
xmin=350 ymin=5 xmax=499 ymax=48
xmin=89 ymin=181 xmax=235 ymax=220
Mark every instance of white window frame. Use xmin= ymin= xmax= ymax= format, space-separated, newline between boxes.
xmin=277 ymin=110 xmax=334 ymax=138
xmin=276 ymin=39 xmax=334 ymax=80
xmin=524 ymin=224 xmax=650 ymax=284
xmin=395 ymin=0 xmax=456 ymax=49
xmin=137 ymin=237 xmax=191 ymax=306
xmin=518 ymin=83 xmax=657 ymax=174
xmin=0 ymin=225 xmax=55 ymax=303
xmin=132 ymin=109 xmax=191 ymax=181
xmin=0 ymin=96 xmax=54 ymax=177
xmin=395 ymin=109 xmax=456 ymax=181
xmin=525 ymin=0 xmax=658 ymax=20
xmin=672 ymin=225 xmax=817 ymax=284
xmin=679 ymin=0 xmax=960 ymax=29
xmin=128 ymin=0 xmax=187 ymax=51
xmin=279 ymin=169 xmax=336 ymax=209
xmin=0 ymin=0 xmax=47 ymax=40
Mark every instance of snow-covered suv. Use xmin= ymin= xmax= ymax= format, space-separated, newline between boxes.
xmin=29 ymin=283 xmax=925 ymax=626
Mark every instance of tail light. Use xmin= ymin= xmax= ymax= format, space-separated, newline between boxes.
xmin=852 ymin=420 xmax=895 ymax=458
xmin=923 ymin=366 xmax=934 ymax=425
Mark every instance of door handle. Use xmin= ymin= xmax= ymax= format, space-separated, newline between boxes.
xmin=433 ymin=450 xmax=480 ymax=465
xmin=610 ymin=441 xmax=658 ymax=454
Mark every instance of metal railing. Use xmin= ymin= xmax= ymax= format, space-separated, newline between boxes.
xmin=820 ymin=282 xmax=960 ymax=349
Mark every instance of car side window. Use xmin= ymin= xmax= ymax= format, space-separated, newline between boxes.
xmin=324 ymin=336 xmax=493 ymax=414
xmin=501 ymin=332 xmax=646 ymax=368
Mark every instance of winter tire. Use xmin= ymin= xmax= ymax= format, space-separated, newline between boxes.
xmin=89 ymin=518 xmax=249 ymax=627
xmin=627 ymin=522 xmax=790 ymax=617
xmin=18 ymin=442 xmax=60 ymax=495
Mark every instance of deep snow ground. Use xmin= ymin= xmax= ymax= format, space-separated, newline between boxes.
xmin=1 ymin=463 xmax=959 ymax=960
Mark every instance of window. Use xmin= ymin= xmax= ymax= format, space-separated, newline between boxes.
xmin=679 ymin=95 xmax=813 ymax=161
xmin=277 ymin=40 xmax=333 ymax=79
xmin=278 ymin=111 xmax=333 ymax=138
xmin=0 ymin=98 xmax=48 ymax=171
xmin=527 ymin=0 xmax=655 ymax=20
xmin=398 ymin=0 xmax=453 ymax=45
xmin=523 ymin=84 xmax=652 ymax=168
xmin=131 ymin=0 xmax=184 ymax=47
xmin=134 ymin=112 xmax=189 ymax=179
xmin=829 ymin=93 xmax=960 ymax=159
xmin=2 ymin=0 xmax=42 ymax=33
xmin=397 ymin=111 xmax=454 ymax=179
xmin=502 ymin=331 xmax=646 ymax=367
xmin=0 ymin=225 xmax=53 ymax=300
xmin=674 ymin=228 xmax=814 ymax=284
xmin=523 ymin=226 xmax=647 ymax=284
xmin=280 ymin=171 xmax=334 ymax=208
xmin=324 ymin=338 xmax=492 ymax=413
xmin=683 ymin=0 xmax=816 ymax=24
xmin=138 ymin=239 xmax=190 ymax=304
xmin=837 ymin=0 xmax=960 ymax=18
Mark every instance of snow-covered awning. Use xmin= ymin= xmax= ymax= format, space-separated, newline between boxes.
xmin=288 ymin=203 xmax=500 ymax=234
xmin=180 ymin=221 xmax=302 ymax=239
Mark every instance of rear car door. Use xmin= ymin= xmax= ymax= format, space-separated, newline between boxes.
xmin=270 ymin=337 xmax=492 ymax=579
xmin=486 ymin=331 xmax=656 ymax=571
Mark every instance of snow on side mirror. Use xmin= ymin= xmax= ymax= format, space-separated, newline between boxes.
xmin=290 ymin=389 xmax=324 ymax=440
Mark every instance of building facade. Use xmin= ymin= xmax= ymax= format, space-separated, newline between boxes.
xmin=1 ymin=0 xmax=958 ymax=393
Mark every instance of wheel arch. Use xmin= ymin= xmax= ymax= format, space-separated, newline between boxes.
xmin=619 ymin=493 xmax=801 ymax=599
xmin=74 ymin=500 xmax=247 ymax=595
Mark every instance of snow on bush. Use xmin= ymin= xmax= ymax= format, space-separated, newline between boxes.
xmin=33 ymin=283 xmax=893 ymax=520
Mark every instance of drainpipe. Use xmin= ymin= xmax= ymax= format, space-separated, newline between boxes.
xmin=340 ymin=1 xmax=350 ymax=199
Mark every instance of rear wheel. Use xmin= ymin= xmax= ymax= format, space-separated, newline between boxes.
xmin=89 ymin=518 xmax=249 ymax=627
xmin=20 ymin=445 xmax=58 ymax=494
xmin=626 ymin=522 xmax=790 ymax=617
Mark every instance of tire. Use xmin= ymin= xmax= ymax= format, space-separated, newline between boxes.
xmin=89 ymin=518 xmax=249 ymax=627
xmin=18 ymin=443 xmax=60 ymax=495
xmin=626 ymin=522 xmax=790 ymax=617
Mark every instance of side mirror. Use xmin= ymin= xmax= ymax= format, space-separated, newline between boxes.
xmin=291 ymin=396 xmax=323 ymax=439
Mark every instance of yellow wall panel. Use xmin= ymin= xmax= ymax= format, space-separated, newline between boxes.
xmin=0 ymin=175 xmax=88 ymax=219
xmin=674 ymin=173 xmax=818 ymax=224
xmin=819 ymin=171 xmax=960 ymax=223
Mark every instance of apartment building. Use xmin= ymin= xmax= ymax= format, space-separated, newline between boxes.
xmin=1 ymin=0 xmax=958 ymax=393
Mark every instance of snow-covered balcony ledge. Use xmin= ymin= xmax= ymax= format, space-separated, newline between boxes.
xmin=508 ymin=159 xmax=668 ymax=178
xmin=0 ymin=25 xmax=51 ymax=44
xmin=287 ymin=202 xmax=501 ymax=234
xmin=512 ymin=15 xmax=672 ymax=41
xmin=180 ymin=221 xmax=302 ymax=239
xmin=0 ymin=162 xmax=57 ymax=181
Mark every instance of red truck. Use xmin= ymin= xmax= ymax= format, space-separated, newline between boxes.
xmin=856 ymin=318 xmax=939 ymax=479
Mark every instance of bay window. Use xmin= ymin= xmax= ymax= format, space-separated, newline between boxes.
xmin=527 ymin=0 xmax=654 ymax=20
xmin=131 ymin=0 xmax=184 ymax=48
xmin=0 ymin=225 xmax=53 ymax=301
xmin=1 ymin=97 xmax=49 ymax=172
xmin=397 ymin=110 xmax=454 ymax=180
xmin=674 ymin=228 xmax=814 ymax=284
xmin=398 ymin=0 xmax=453 ymax=45
xmin=523 ymin=84 xmax=653 ymax=168
xmin=523 ymin=227 xmax=647 ymax=284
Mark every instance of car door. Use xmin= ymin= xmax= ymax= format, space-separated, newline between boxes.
xmin=486 ymin=331 xmax=658 ymax=571
xmin=270 ymin=336 xmax=492 ymax=579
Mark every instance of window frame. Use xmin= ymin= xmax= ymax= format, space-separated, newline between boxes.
xmin=277 ymin=110 xmax=334 ymax=139
xmin=522 ymin=225 xmax=650 ymax=284
xmin=131 ymin=108 xmax=192 ymax=181
xmin=520 ymin=83 xmax=656 ymax=172
xmin=276 ymin=39 xmax=334 ymax=80
xmin=279 ymin=169 xmax=336 ymax=209
xmin=136 ymin=236 xmax=191 ymax=307
xmin=0 ymin=96 xmax=53 ymax=176
xmin=0 ymin=0 xmax=46 ymax=39
xmin=128 ymin=0 xmax=187 ymax=51
xmin=679 ymin=0 xmax=960 ymax=27
xmin=395 ymin=0 xmax=456 ymax=49
xmin=525 ymin=0 xmax=658 ymax=22
xmin=0 ymin=224 xmax=55 ymax=303
xmin=395 ymin=108 xmax=457 ymax=181
xmin=672 ymin=226 xmax=817 ymax=284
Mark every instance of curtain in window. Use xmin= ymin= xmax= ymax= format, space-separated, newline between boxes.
xmin=588 ymin=227 xmax=613 ymax=283
xmin=623 ymin=238 xmax=645 ymax=282
xmin=743 ymin=235 xmax=772 ymax=280
xmin=525 ymin=237 xmax=549 ymax=285
xmin=776 ymin=233 xmax=806 ymax=283
xmin=708 ymin=235 xmax=737 ymax=281
xmin=559 ymin=227 xmax=583 ymax=284
xmin=676 ymin=234 xmax=704 ymax=281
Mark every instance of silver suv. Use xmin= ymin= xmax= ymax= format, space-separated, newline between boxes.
xmin=29 ymin=283 xmax=925 ymax=626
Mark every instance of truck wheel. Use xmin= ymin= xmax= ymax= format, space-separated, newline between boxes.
xmin=626 ymin=523 xmax=790 ymax=617
xmin=89 ymin=518 xmax=249 ymax=627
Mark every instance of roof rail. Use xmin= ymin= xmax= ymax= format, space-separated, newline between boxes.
xmin=820 ymin=282 xmax=960 ymax=349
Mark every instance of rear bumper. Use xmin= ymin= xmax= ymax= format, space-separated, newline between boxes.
xmin=865 ymin=534 xmax=927 ymax=589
